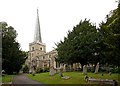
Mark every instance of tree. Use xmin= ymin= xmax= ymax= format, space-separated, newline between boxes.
xmin=56 ymin=2 xmax=120 ymax=71
xmin=99 ymin=2 xmax=120 ymax=67
xmin=56 ymin=19 xmax=101 ymax=69
xmin=1 ymin=22 xmax=27 ymax=74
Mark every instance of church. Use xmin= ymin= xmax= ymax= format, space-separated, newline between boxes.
xmin=26 ymin=9 xmax=58 ymax=74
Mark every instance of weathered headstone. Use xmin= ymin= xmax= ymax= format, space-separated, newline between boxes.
xmin=32 ymin=69 xmax=35 ymax=76
xmin=109 ymin=72 xmax=112 ymax=75
xmin=59 ymin=65 xmax=63 ymax=77
xmin=83 ymin=65 xmax=87 ymax=75
xmin=63 ymin=64 xmax=67 ymax=72
xmin=49 ymin=57 xmax=56 ymax=76
xmin=61 ymin=76 xmax=70 ymax=80
xmin=95 ymin=62 xmax=99 ymax=74
xmin=49 ymin=67 xmax=55 ymax=76
xmin=66 ymin=65 xmax=70 ymax=72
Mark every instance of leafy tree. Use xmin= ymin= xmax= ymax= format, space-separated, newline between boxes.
xmin=56 ymin=2 xmax=120 ymax=69
xmin=56 ymin=19 xmax=102 ymax=69
xmin=1 ymin=22 xmax=27 ymax=74
xmin=99 ymin=2 xmax=120 ymax=67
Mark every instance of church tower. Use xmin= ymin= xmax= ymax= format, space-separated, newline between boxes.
xmin=28 ymin=9 xmax=46 ymax=61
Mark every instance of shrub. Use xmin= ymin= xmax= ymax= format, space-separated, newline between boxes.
xmin=43 ymin=66 xmax=49 ymax=72
xmin=36 ymin=68 xmax=43 ymax=73
xmin=23 ymin=65 xmax=29 ymax=73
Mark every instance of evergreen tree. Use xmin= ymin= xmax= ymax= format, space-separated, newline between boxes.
xmin=99 ymin=2 xmax=120 ymax=66
xmin=1 ymin=22 xmax=27 ymax=74
xmin=56 ymin=19 xmax=101 ymax=69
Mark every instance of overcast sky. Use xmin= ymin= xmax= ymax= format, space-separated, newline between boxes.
xmin=0 ymin=0 xmax=118 ymax=52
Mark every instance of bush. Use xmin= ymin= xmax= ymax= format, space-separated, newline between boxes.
xmin=43 ymin=66 xmax=49 ymax=72
xmin=36 ymin=68 xmax=43 ymax=73
xmin=111 ymin=67 xmax=120 ymax=73
xmin=99 ymin=66 xmax=120 ymax=73
xmin=87 ymin=67 xmax=94 ymax=73
xmin=23 ymin=65 xmax=29 ymax=73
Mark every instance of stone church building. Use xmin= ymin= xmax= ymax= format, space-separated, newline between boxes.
xmin=26 ymin=9 xmax=58 ymax=74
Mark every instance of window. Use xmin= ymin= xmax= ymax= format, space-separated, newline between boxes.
xmin=29 ymin=53 xmax=31 ymax=57
xmin=32 ymin=53 xmax=33 ymax=57
xmin=43 ymin=56 xmax=45 ymax=59
xmin=32 ymin=47 xmax=34 ymax=50
xmin=40 ymin=47 xmax=42 ymax=50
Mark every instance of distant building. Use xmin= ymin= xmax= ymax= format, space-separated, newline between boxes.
xmin=26 ymin=9 xmax=58 ymax=73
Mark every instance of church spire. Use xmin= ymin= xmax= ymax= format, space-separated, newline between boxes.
xmin=34 ymin=9 xmax=42 ymax=43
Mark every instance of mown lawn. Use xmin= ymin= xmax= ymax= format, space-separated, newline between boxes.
xmin=0 ymin=76 xmax=2 ymax=83
xmin=2 ymin=75 xmax=13 ymax=83
xmin=27 ymin=72 xmax=120 ymax=85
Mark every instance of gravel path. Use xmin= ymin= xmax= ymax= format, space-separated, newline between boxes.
xmin=12 ymin=74 xmax=47 ymax=86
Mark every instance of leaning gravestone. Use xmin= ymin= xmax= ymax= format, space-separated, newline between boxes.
xmin=83 ymin=65 xmax=87 ymax=75
xmin=95 ymin=62 xmax=99 ymax=74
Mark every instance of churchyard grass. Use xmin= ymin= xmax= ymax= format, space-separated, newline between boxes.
xmin=0 ymin=76 xmax=2 ymax=83
xmin=2 ymin=75 xmax=13 ymax=83
xmin=27 ymin=72 xmax=120 ymax=85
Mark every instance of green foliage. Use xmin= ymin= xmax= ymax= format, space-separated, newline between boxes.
xmin=36 ymin=67 xmax=49 ymax=73
xmin=56 ymin=3 xmax=120 ymax=68
xmin=111 ymin=67 xmax=120 ymax=73
xmin=1 ymin=22 xmax=27 ymax=74
xmin=22 ymin=65 xmax=29 ymax=73
xmin=43 ymin=66 xmax=49 ymax=72
xmin=2 ymin=75 xmax=13 ymax=83
xmin=99 ymin=3 xmax=120 ymax=66
xmin=36 ymin=68 xmax=43 ymax=73
xmin=56 ymin=19 xmax=102 ymax=68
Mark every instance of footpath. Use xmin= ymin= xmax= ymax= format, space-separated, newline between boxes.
xmin=9 ymin=74 xmax=46 ymax=86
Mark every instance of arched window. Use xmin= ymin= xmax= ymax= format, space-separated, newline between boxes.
xmin=43 ymin=56 xmax=45 ymax=59
xmin=32 ymin=53 xmax=34 ymax=57
xmin=40 ymin=47 xmax=42 ymax=50
xmin=32 ymin=47 xmax=34 ymax=50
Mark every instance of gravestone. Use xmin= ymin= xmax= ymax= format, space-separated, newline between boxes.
xmin=95 ymin=62 xmax=99 ymax=74
xmin=32 ymin=69 xmax=35 ymax=76
xmin=109 ymin=72 xmax=112 ymax=75
xmin=83 ymin=65 xmax=87 ymax=75
xmin=49 ymin=66 xmax=55 ymax=76
xmin=49 ymin=57 xmax=56 ymax=76
xmin=66 ymin=65 xmax=70 ymax=72
xmin=59 ymin=64 xmax=63 ymax=77
xmin=63 ymin=64 xmax=66 ymax=72
xmin=61 ymin=76 xmax=70 ymax=80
